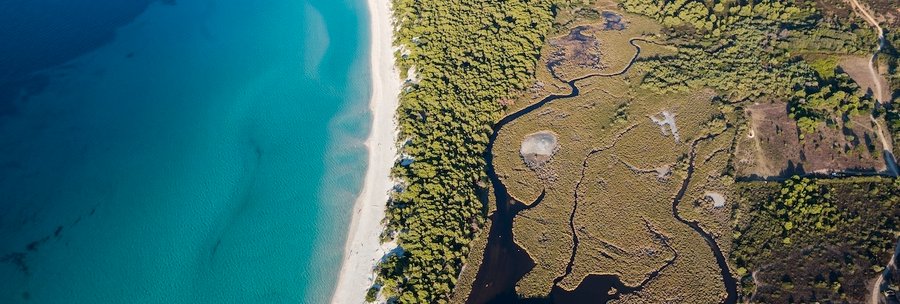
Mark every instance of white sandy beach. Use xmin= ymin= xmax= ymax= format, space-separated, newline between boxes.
xmin=330 ymin=0 xmax=400 ymax=303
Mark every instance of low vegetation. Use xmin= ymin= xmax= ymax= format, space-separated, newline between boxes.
xmin=732 ymin=177 xmax=900 ymax=303
xmin=733 ymin=100 xmax=886 ymax=178
xmin=480 ymin=6 xmax=735 ymax=300
xmin=620 ymin=0 xmax=876 ymax=134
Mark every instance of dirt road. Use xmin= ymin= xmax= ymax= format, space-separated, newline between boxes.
xmin=846 ymin=1 xmax=900 ymax=298
xmin=848 ymin=0 xmax=886 ymax=102
xmin=870 ymin=239 xmax=899 ymax=304
xmin=847 ymin=0 xmax=899 ymax=177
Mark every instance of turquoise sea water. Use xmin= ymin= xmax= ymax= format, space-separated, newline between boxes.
xmin=0 ymin=0 xmax=370 ymax=303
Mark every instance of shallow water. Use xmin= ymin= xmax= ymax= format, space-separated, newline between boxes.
xmin=0 ymin=0 xmax=370 ymax=303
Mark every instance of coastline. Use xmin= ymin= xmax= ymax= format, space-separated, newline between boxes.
xmin=330 ymin=0 xmax=400 ymax=302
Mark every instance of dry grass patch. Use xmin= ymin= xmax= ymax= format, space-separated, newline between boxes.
xmin=734 ymin=101 xmax=887 ymax=179
xmin=840 ymin=55 xmax=890 ymax=102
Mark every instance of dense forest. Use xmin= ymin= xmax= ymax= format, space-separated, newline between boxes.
xmin=886 ymin=29 xmax=900 ymax=93
xmin=620 ymin=0 xmax=876 ymax=132
xmin=370 ymin=0 xmax=555 ymax=302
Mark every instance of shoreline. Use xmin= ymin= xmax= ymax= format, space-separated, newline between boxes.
xmin=330 ymin=0 xmax=400 ymax=302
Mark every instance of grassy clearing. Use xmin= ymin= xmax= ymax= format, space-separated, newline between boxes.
xmin=732 ymin=101 xmax=887 ymax=179
xmin=840 ymin=55 xmax=890 ymax=102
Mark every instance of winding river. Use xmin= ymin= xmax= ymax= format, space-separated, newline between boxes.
xmin=669 ymin=135 xmax=738 ymax=303
xmin=466 ymin=38 xmax=738 ymax=303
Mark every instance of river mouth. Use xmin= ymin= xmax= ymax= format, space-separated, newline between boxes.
xmin=465 ymin=195 xmax=539 ymax=304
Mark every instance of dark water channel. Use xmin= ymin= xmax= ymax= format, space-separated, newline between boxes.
xmin=466 ymin=38 xmax=738 ymax=303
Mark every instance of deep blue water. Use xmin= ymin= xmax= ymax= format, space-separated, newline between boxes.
xmin=0 ymin=0 xmax=371 ymax=303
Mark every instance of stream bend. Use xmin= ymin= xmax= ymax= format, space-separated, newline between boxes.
xmin=468 ymin=38 xmax=737 ymax=304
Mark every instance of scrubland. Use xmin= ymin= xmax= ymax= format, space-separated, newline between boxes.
xmin=453 ymin=0 xmax=900 ymax=303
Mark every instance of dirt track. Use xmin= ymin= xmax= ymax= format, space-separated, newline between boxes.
xmin=846 ymin=0 xmax=899 ymax=177
xmin=843 ymin=3 xmax=898 ymax=300
xmin=848 ymin=0 xmax=886 ymax=102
